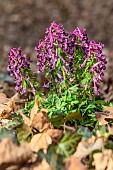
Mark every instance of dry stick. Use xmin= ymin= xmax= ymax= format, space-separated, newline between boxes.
xmin=61 ymin=124 xmax=75 ymax=132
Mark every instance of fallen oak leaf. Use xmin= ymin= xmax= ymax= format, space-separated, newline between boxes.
xmin=0 ymin=104 xmax=13 ymax=119
xmin=29 ymin=133 xmax=52 ymax=153
xmin=93 ymin=149 xmax=113 ymax=170
xmin=0 ymin=93 xmax=9 ymax=104
xmin=0 ymin=98 xmax=15 ymax=120
xmin=19 ymin=97 xmax=51 ymax=132
xmin=46 ymin=129 xmax=63 ymax=143
xmin=31 ymin=108 xmax=51 ymax=132
xmin=0 ymin=92 xmax=20 ymax=107
xmin=0 ymin=138 xmax=33 ymax=169
xmin=74 ymin=136 xmax=104 ymax=158
xmin=19 ymin=108 xmax=51 ymax=132
xmin=0 ymin=93 xmax=21 ymax=120
xmin=0 ymin=97 xmax=17 ymax=119
xmin=64 ymin=155 xmax=87 ymax=170
xmin=10 ymin=92 xmax=20 ymax=102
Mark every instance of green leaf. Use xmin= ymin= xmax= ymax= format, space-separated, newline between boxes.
xmin=56 ymin=57 xmax=61 ymax=67
xmin=0 ymin=128 xmax=17 ymax=143
xmin=57 ymin=132 xmax=81 ymax=157
xmin=95 ymin=100 xmax=108 ymax=105
xmin=49 ymin=115 xmax=64 ymax=128
xmin=69 ymin=85 xmax=78 ymax=92
xmin=71 ymin=100 xmax=79 ymax=105
xmin=3 ymin=119 xmax=23 ymax=130
xmin=38 ymin=145 xmax=63 ymax=170
xmin=76 ymin=125 xmax=93 ymax=139
xmin=105 ymin=141 xmax=113 ymax=150
xmin=23 ymin=79 xmax=27 ymax=88
xmin=16 ymin=124 xmax=32 ymax=143
xmin=65 ymin=111 xmax=82 ymax=122
xmin=81 ymin=78 xmax=88 ymax=85
xmin=78 ymin=100 xmax=87 ymax=109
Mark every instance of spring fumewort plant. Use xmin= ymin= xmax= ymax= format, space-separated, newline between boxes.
xmin=35 ymin=22 xmax=107 ymax=125
xmin=35 ymin=21 xmax=107 ymax=95
xmin=7 ymin=22 xmax=107 ymax=126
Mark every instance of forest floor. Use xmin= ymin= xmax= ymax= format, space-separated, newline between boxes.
xmin=1 ymin=1 xmax=113 ymax=170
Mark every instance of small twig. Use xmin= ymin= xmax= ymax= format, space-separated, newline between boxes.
xmin=61 ymin=124 xmax=75 ymax=132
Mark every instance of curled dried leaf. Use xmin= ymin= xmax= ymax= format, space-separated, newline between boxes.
xmin=0 ymin=93 xmax=9 ymax=104
xmin=0 ymin=103 xmax=13 ymax=119
xmin=0 ymin=138 xmax=32 ymax=169
xmin=29 ymin=133 xmax=52 ymax=153
xmin=46 ymin=129 xmax=63 ymax=143
xmin=31 ymin=108 xmax=51 ymax=132
xmin=0 ymin=93 xmax=21 ymax=120
xmin=95 ymin=106 xmax=113 ymax=125
xmin=64 ymin=155 xmax=87 ymax=170
xmin=74 ymin=137 xmax=104 ymax=158
xmin=93 ymin=149 xmax=113 ymax=170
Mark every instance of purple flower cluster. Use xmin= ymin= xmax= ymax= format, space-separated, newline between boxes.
xmin=71 ymin=27 xmax=107 ymax=94
xmin=35 ymin=21 xmax=107 ymax=94
xmin=35 ymin=22 xmax=107 ymax=94
xmin=7 ymin=47 xmax=35 ymax=94
xmin=35 ymin=22 xmax=75 ymax=86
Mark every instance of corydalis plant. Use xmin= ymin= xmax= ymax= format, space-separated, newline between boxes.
xmin=72 ymin=28 xmax=107 ymax=94
xmin=7 ymin=47 xmax=37 ymax=94
xmin=35 ymin=21 xmax=107 ymax=95
xmin=35 ymin=22 xmax=73 ymax=89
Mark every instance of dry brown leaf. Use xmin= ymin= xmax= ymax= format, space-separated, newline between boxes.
xmin=0 ymin=93 xmax=9 ymax=104
xmin=0 ymin=92 xmax=20 ymax=106
xmin=19 ymin=99 xmax=50 ymax=132
xmin=19 ymin=112 xmax=31 ymax=126
xmin=19 ymin=109 xmax=50 ymax=132
xmin=74 ymin=137 xmax=104 ymax=158
xmin=29 ymin=133 xmax=52 ymax=153
xmin=103 ymin=106 xmax=113 ymax=113
xmin=95 ymin=106 xmax=113 ymax=125
xmin=30 ymin=98 xmax=39 ymax=122
xmin=31 ymin=108 xmax=50 ymax=132
xmin=0 ymin=104 xmax=13 ymax=119
xmin=64 ymin=155 xmax=87 ymax=170
xmin=46 ymin=129 xmax=63 ymax=143
xmin=10 ymin=92 xmax=20 ymax=102
xmin=31 ymin=159 xmax=52 ymax=170
xmin=0 ymin=138 xmax=33 ymax=169
xmin=93 ymin=149 xmax=113 ymax=170
xmin=0 ymin=93 xmax=21 ymax=119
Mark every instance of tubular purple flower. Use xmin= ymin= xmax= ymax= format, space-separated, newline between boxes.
xmin=35 ymin=21 xmax=107 ymax=94
xmin=35 ymin=21 xmax=74 ymax=86
xmin=71 ymin=27 xmax=107 ymax=94
xmin=7 ymin=47 xmax=35 ymax=94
